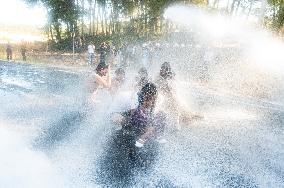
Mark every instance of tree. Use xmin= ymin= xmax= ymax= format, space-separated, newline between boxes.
xmin=267 ymin=0 xmax=284 ymax=30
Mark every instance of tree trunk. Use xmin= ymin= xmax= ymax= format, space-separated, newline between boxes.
xmin=93 ymin=0 xmax=97 ymax=36
xmin=50 ymin=26 xmax=54 ymax=41
xmin=54 ymin=22 xmax=62 ymax=42
xmin=230 ymin=0 xmax=237 ymax=15
xmin=96 ymin=1 xmax=99 ymax=35
xmin=246 ymin=0 xmax=253 ymax=20
xmin=213 ymin=0 xmax=219 ymax=8
xmin=89 ymin=0 xmax=92 ymax=35
xmin=235 ymin=0 xmax=242 ymax=15
xmin=260 ymin=0 xmax=268 ymax=24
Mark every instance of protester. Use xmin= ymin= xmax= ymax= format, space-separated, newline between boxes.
xmin=21 ymin=43 xmax=27 ymax=61
xmin=111 ymin=83 xmax=167 ymax=148
xmin=87 ymin=43 xmax=96 ymax=66
xmin=111 ymin=68 xmax=126 ymax=94
xmin=135 ymin=67 xmax=149 ymax=91
xmin=155 ymin=62 xmax=202 ymax=128
xmin=86 ymin=62 xmax=111 ymax=103
xmin=6 ymin=43 xmax=12 ymax=60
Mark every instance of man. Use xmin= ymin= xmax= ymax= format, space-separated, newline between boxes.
xmin=21 ymin=44 xmax=27 ymax=61
xmin=6 ymin=43 xmax=12 ymax=60
xmin=112 ymin=83 xmax=167 ymax=148
xmin=87 ymin=43 xmax=95 ymax=66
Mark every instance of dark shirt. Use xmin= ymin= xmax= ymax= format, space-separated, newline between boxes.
xmin=131 ymin=107 xmax=150 ymax=135
xmin=122 ymin=106 xmax=152 ymax=137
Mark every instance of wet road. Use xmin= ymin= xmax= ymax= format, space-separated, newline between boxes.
xmin=0 ymin=60 xmax=283 ymax=188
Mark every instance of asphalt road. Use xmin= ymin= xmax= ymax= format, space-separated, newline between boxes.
xmin=0 ymin=60 xmax=283 ymax=188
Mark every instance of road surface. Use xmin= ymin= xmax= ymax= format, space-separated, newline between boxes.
xmin=0 ymin=60 xmax=283 ymax=188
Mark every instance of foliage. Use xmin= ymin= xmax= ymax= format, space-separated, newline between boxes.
xmin=267 ymin=0 xmax=284 ymax=30
xmin=23 ymin=0 xmax=284 ymax=51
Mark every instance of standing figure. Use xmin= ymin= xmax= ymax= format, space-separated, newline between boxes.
xmin=111 ymin=68 xmax=126 ymax=94
xmin=87 ymin=43 xmax=95 ymax=66
xmin=6 ymin=43 xmax=12 ymax=60
xmin=135 ymin=67 xmax=149 ymax=91
xmin=99 ymin=42 xmax=108 ymax=64
xmin=21 ymin=43 xmax=27 ymax=61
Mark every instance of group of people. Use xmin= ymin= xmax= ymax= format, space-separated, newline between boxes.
xmin=5 ymin=42 xmax=27 ymax=61
xmin=87 ymin=42 xmax=117 ymax=66
xmin=86 ymin=60 xmax=202 ymax=149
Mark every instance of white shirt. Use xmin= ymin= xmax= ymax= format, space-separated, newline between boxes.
xmin=88 ymin=44 xmax=95 ymax=54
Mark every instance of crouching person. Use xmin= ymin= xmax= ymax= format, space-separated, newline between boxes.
xmin=97 ymin=83 xmax=166 ymax=185
xmin=112 ymin=83 xmax=167 ymax=148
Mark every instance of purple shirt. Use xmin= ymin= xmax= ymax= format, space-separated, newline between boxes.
xmin=131 ymin=106 xmax=152 ymax=136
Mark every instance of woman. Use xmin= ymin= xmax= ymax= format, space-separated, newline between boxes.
xmin=86 ymin=62 xmax=111 ymax=103
xmin=155 ymin=62 xmax=202 ymax=128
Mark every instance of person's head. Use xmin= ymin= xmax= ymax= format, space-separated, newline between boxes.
xmin=114 ymin=68 xmax=125 ymax=83
xmin=96 ymin=62 xmax=109 ymax=76
xmin=138 ymin=83 xmax=158 ymax=109
xmin=138 ymin=67 xmax=148 ymax=78
xmin=137 ymin=67 xmax=148 ymax=88
xmin=160 ymin=62 xmax=175 ymax=79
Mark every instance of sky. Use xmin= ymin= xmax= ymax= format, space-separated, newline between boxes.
xmin=0 ymin=0 xmax=47 ymax=26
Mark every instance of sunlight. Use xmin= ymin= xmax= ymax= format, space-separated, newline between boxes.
xmin=206 ymin=108 xmax=257 ymax=121
xmin=0 ymin=0 xmax=46 ymax=26
xmin=0 ymin=31 xmax=45 ymax=44
xmin=248 ymin=36 xmax=284 ymax=74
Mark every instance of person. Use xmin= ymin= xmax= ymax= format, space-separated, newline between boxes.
xmin=97 ymin=84 xmax=165 ymax=186
xmin=87 ymin=43 xmax=95 ymax=66
xmin=86 ymin=62 xmax=111 ymax=103
xmin=21 ymin=43 xmax=27 ymax=61
xmin=155 ymin=62 xmax=202 ymax=128
xmin=156 ymin=62 xmax=175 ymax=97
xmin=111 ymin=68 xmax=125 ymax=93
xmin=6 ymin=43 xmax=12 ymax=60
xmin=112 ymin=83 xmax=167 ymax=148
xmin=135 ymin=67 xmax=149 ymax=91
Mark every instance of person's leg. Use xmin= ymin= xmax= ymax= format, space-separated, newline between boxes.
xmin=90 ymin=53 xmax=94 ymax=65
xmin=153 ymin=112 xmax=167 ymax=135
xmin=88 ymin=53 xmax=91 ymax=65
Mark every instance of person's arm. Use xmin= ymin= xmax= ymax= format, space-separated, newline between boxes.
xmin=95 ymin=66 xmax=111 ymax=88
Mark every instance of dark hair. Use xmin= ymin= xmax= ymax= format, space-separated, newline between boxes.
xmin=137 ymin=67 xmax=149 ymax=88
xmin=138 ymin=83 xmax=157 ymax=106
xmin=115 ymin=68 xmax=125 ymax=76
xmin=160 ymin=62 xmax=174 ymax=79
xmin=138 ymin=67 xmax=148 ymax=76
xmin=96 ymin=62 xmax=108 ymax=74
